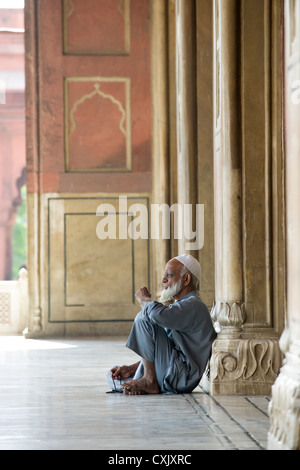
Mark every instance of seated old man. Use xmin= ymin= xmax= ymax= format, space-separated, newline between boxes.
xmin=107 ymin=254 xmax=217 ymax=395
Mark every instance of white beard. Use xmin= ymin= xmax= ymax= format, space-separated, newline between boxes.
xmin=159 ymin=279 xmax=182 ymax=303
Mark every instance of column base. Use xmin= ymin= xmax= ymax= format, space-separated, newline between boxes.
xmin=267 ymin=339 xmax=300 ymax=450
xmin=206 ymin=336 xmax=282 ymax=395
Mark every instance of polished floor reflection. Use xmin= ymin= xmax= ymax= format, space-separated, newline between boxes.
xmin=0 ymin=337 xmax=270 ymax=450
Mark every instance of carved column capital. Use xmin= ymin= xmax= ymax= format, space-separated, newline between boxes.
xmin=211 ymin=300 xmax=246 ymax=337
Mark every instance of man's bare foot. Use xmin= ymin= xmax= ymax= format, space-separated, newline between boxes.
xmin=121 ymin=377 xmax=160 ymax=395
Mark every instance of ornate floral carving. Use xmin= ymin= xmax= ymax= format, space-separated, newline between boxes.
xmin=211 ymin=300 xmax=246 ymax=334
xmin=211 ymin=339 xmax=282 ymax=382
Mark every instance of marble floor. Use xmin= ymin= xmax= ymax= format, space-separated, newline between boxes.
xmin=0 ymin=336 xmax=271 ymax=451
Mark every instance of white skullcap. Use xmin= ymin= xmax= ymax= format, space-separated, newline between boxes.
xmin=172 ymin=254 xmax=201 ymax=280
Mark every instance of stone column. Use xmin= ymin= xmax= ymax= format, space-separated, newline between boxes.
xmin=175 ymin=0 xmax=198 ymax=257
xmin=196 ymin=0 xmax=215 ymax=307
xmin=24 ymin=0 xmax=42 ymax=336
xmin=268 ymin=0 xmax=300 ymax=450
xmin=213 ymin=0 xmax=243 ymax=326
xmin=151 ymin=0 xmax=171 ymax=296
xmin=208 ymin=0 xmax=283 ymax=395
xmin=208 ymin=0 xmax=246 ymax=394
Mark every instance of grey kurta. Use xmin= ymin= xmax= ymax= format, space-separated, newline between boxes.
xmin=125 ymin=290 xmax=216 ymax=394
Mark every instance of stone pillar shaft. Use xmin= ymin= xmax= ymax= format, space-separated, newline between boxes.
xmin=175 ymin=0 xmax=198 ymax=256
xmin=151 ymin=0 xmax=171 ymax=296
xmin=268 ymin=0 xmax=300 ymax=450
xmin=213 ymin=0 xmax=244 ymax=332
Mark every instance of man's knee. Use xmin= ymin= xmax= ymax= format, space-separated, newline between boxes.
xmin=133 ymin=310 xmax=156 ymax=336
xmin=134 ymin=309 xmax=151 ymax=323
